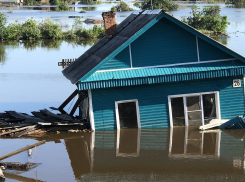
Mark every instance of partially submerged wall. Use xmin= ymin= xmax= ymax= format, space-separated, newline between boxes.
xmin=91 ymin=76 xmax=245 ymax=130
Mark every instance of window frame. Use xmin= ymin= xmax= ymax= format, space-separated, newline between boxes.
xmin=168 ymin=91 xmax=221 ymax=127
xmin=115 ymin=99 xmax=141 ymax=129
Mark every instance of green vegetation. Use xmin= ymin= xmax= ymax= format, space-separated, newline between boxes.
xmin=56 ymin=1 xmax=69 ymax=11
xmin=226 ymin=0 xmax=245 ymax=5
xmin=111 ymin=1 xmax=134 ymax=12
xmin=139 ymin=0 xmax=179 ymax=11
xmin=23 ymin=0 xmax=37 ymax=5
xmin=0 ymin=14 xmax=104 ymax=40
xmin=183 ymin=5 xmax=229 ymax=34
xmin=49 ymin=0 xmax=60 ymax=5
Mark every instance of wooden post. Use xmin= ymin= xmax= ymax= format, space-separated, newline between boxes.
xmin=58 ymin=89 xmax=79 ymax=114
xmin=69 ymin=94 xmax=84 ymax=117
xmin=0 ymin=140 xmax=45 ymax=161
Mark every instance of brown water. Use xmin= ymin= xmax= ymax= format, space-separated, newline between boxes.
xmin=1 ymin=127 xmax=245 ymax=182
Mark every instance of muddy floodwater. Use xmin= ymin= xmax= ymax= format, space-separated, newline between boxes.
xmin=1 ymin=3 xmax=245 ymax=182
xmin=1 ymin=128 xmax=245 ymax=181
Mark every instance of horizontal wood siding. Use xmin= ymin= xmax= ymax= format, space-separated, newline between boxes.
xmin=131 ymin=17 xmax=198 ymax=67
xmin=98 ymin=46 xmax=131 ymax=71
xmin=198 ymin=38 xmax=232 ymax=61
xmin=92 ymin=76 xmax=245 ymax=130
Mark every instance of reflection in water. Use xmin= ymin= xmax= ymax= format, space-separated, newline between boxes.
xmin=2 ymin=128 xmax=245 ymax=181
xmin=60 ymin=128 xmax=245 ymax=181
xmin=169 ymin=127 xmax=220 ymax=158
xmin=0 ymin=39 xmax=98 ymax=63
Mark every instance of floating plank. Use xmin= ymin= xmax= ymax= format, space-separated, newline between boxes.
xmin=0 ymin=162 xmax=40 ymax=170
xmin=14 ymin=125 xmax=38 ymax=138
xmin=0 ymin=125 xmax=35 ymax=136
xmin=0 ymin=140 xmax=45 ymax=161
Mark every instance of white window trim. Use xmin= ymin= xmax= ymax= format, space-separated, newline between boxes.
xmin=168 ymin=91 xmax=220 ymax=127
xmin=96 ymin=58 xmax=236 ymax=73
xmin=116 ymin=129 xmax=141 ymax=157
xmin=88 ymin=89 xmax=95 ymax=130
xmin=168 ymin=127 xmax=221 ymax=158
xmin=115 ymin=99 xmax=141 ymax=130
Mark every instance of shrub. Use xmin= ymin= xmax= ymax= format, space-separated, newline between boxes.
xmin=39 ymin=19 xmax=63 ymax=39
xmin=2 ymin=22 xmax=22 ymax=40
xmin=140 ymin=0 xmax=179 ymax=11
xmin=56 ymin=1 xmax=69 ymax=11
xmin=79 ymin=10 xmax=86 ymax=13
xmin=21 ymin=19 xmax=41 ymax=40
xmin=111 ymin=1 xmax=134 ymax=12
xmin=183 ymin=5 xmax=229 ymax=33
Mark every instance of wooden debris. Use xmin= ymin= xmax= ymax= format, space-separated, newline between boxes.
xmin=0 ymin=140 xmax=45 ymax=161
xmin=0 ymin=125 xmax=35 ymax=136
xmin=0 ymin=162 xmax=38 ymax=170
xmin=25 ymin=129 xmax=46 ymax=136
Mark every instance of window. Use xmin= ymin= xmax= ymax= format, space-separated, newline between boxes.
xmin=115 ymin=100 xmax=140 ymax=129
xmin=168 ymin=92 xmax=220 ymax=127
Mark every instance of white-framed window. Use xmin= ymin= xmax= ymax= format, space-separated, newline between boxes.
xmin=168 ymin=91 xmax=221 ymax=127
xmin=115 ymin=99 xmax=141 ymax=129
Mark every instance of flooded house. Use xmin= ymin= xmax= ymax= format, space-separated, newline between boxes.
xmin=62 ymin=10 xmax=245 ymax=130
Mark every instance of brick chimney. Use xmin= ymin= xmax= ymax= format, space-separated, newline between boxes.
xmin=102 ymin=12 xmax=117 ymax=39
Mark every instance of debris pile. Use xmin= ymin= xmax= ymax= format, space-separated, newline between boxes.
xmin=0 ymin=109 xmax=90 ymax=137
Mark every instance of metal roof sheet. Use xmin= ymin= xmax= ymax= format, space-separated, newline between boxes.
xmin=77 ymin=61 xmax=245 ymax=90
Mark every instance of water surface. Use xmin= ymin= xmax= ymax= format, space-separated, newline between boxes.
xmin=1 ymin=128 xmax=245 ymax=181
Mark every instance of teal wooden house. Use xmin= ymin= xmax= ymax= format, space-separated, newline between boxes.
xmin=62 ymin=10 xmax=245 ymax=130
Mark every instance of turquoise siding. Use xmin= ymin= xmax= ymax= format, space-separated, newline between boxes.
xmin=130 ymin=17 xmax=198 ymax=67
xmin=99 ymin=46 xmax=131 ymax=71
xmin=91 ymin=76 xmax=245 ymax=130
xmin=198 ymin=38 xmax=232 ymax=61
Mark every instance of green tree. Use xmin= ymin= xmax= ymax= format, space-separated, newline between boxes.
xmin=183 ymin=5 xmax=229 ymax=33
xmin=111 ymin=1 xmax=134 ymax=12
xmin=56 ymin=1 xmax=69 ymax=11
xmin=140 ymin=0 xmax=179 ymax=11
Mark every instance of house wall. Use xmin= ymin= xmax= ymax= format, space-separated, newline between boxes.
xmin=98 ymin=17 xmax=233 ymax=72
xmin=91 ymin=76 xmax=245 ymax=130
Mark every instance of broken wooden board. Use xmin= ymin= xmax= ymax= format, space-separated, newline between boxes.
xmin=199 ymin=119 xmax=228 ymax=130
xmin=39 ymin=109 xmax=74 ymax=122
xmin=0 ymin=140 xmax=45 ymax=161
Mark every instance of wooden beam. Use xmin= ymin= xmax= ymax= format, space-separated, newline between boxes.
xmin=0 ymin=140 xmax=46 ymax=161
xmin=69 ymin=94 xmax=84 ymax=117
xmin=58 ymin=89 xmax=78 ymax=114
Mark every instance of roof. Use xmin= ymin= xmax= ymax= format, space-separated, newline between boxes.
xmin=77 ymin=60 xmax=245 ymax=90
xmin=62 ymin=10 xmax=245 ymax=85
xmin=62 ymin=10 xmax=162 ymax=84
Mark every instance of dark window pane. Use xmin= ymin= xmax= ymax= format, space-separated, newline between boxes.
xmin=118 ymin=102 xmax=138 ymax=129
xmin=171 ymin=97 xmax=185 ymax=126
xmin=203 ymin=94 xmax=217 ymax=124
xmin=187 ymin=96 xmax=201 ymax=111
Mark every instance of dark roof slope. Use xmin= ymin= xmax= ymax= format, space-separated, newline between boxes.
xmin=62 ymin=9 xmax=163 ymax=84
